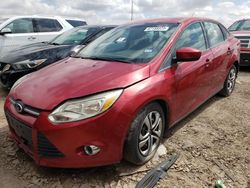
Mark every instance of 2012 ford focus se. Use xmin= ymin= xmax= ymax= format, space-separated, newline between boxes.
xmin=4 ymin=18 xmax=240 ymax=168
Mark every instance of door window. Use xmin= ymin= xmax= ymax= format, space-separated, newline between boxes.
xmin=3 ymin=18 xmax=34 ymax=33
xmin=204 ymin=22 xmax=224 ymax=47
xmin=176 ymin=22 xmax=207 ymax=51
xmin=35 ymin=19 xmax=63 ymax=32
xmin=219 ymin=24 xmax=230 ymax=39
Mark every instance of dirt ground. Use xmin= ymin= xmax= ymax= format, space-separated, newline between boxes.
xmin=0 ymin=68 xmax=249 ymax=188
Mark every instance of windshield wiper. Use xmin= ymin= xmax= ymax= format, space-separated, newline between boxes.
xmin=49 ymin=42 xmax=60 ymax=46
xmin=81 ymin=56 xmax=134 ymax=64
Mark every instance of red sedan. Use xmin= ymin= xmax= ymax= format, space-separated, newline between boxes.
xmin=4 ymin=17 xmax=240 ymax=168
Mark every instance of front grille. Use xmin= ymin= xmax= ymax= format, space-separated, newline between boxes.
xmin=5 ymin=111 xmax=64 ymax=159
xmin=9 ymin=97 xmax=40 ymax=117
xmin=5 ymin=112 xmax=33 ymax=150
xmin=235 ymin=36 xmax=250 ymax=48
xmin=38 ymin=133 xmax=65 ymax=158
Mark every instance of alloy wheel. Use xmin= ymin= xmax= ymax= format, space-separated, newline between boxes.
xmin=138 ymin=111 xmax=163 ymax=156
xmin=227 ymin=68 xmax=236 ymax=93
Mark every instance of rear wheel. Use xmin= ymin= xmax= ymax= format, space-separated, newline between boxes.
xmin=219 ymin=65 xmax=237 ymax=97
xmin=124 ymin=102 xmax=165 ymax=165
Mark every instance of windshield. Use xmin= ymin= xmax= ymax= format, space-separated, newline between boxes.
xmin=77 ymin=22 xmax=179 ymax=63
xmin=229 ymin=20 xmax=250 ymax=31
xmin=50 ymin=27 xmax=100 ymax=45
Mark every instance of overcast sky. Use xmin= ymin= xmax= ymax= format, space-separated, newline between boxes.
xmin=0 ymin=0 xmax=249 ymax=27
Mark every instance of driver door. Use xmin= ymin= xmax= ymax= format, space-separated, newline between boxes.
xmin=172 ymin=22 xmax=214 ymax=121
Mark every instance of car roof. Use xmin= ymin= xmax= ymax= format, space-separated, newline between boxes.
xmin=234 ymin=19 xmax=250 ymax=22
xmin=76 ymin=25 xmax=117 ymax=29
xmin=125 ymin=17 xmax=221 ymax=25
xmin=6 ymin=15 xmax=86 ymax=21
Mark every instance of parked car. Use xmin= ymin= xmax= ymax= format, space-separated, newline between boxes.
xmin=0 ymin=25 xmax=115 ymax=89
xmin=229 ymin=19 xmax=250 ymax=66
xmin=0 ymin=16 xmax=87 ymax=56
xmin=4 ymin=17 xmax=240 ymax=168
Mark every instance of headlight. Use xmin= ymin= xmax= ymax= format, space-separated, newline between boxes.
xmin=13 ymin=59 xmax=47 ymax=70
xmin=48 ymin=89 xmax=123 ymax=124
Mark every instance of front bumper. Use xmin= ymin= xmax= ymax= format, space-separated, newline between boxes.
xmin=4 ymin=96 xmax=133 ymax=168
xmin=240 ymin=48 xmax=250 ymax=66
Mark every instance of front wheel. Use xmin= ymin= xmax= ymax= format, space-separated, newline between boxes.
xmin=219 ymin=65 xmax=237 ymax=97
xmin=124 ymin=102 xmax=165 ymax=165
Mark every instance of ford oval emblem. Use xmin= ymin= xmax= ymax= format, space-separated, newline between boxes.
xmin=15 ymin=102 xmax=24 ymax=113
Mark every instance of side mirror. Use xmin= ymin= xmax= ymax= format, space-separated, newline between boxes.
xmin=0 ymin=28 xmax=12 ymax=35
xmin=69 ymin=45 xmax=86 ymax=56
xmin=176 ymin=47 xmax=202 ymax=62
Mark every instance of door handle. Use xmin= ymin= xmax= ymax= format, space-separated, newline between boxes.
xmin=227 ymin=47 xmax=232 ymax=55
xmin=205 ymin=59 xmax=210 ymax=68
xmin=28 ymin=36 xmax=36 ymax=40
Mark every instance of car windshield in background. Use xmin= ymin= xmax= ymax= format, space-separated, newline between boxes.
xmin=229 ymin=20 xmax=250 ymax=31
xmin=66 ymin=20 xmax=87 ymax=27
xmin=50 ymin=27 xmax=99 ymax=45
xmin=0 ymin=18 xmax=8 ymax=24
xmin=77 ymin=23 xmax=179 ymax=63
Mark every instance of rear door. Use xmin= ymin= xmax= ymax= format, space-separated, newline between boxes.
xmin=34 ymin=18 xmax=64 ymax=43
xmin=0 ymin=18 xmax=37 ymax=55
xmin=172 ymin=22 xmax=214 ymax=121
xmin=203 ymin=22 xmax=231 ymax=93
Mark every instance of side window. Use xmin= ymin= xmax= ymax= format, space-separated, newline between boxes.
xmin=176 ymin=22 xmax=207 ymax=51
xmin=204 ymin=22 xmax=224 ymax=47
xmin=3 ymin=18 xmax=34 ymax=33
xmin=35 ymin=19 xmax=63 ymax=32
xmin=220 ymin=24 xmax=230 ymax=39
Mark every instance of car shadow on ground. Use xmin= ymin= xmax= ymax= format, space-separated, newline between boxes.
xmin=239 ymin=66 xmax=250 ymax=72
xmin=165 ymin=95 xmax=221 ymax=140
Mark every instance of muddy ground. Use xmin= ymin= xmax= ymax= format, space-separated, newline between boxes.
xmin=0 ymin=68 xmax=249 ymax=188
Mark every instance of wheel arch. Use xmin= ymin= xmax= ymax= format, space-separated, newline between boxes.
xmin=233 ymin=61 xmax=239 ymax=74
xmin=122 ymin=97 xmax=171 ymax=148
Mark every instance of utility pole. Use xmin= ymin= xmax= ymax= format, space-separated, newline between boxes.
xmin=131 ymin=0 xmax=134 ymax=21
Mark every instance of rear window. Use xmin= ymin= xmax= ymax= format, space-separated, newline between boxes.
xmin=35 ymin=19 xmax=63 ymax=32
xmin=66 ymin=20 xmax=87 ymax=27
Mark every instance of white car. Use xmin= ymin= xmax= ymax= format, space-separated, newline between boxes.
xmin=0 ymin=16 xmax=87 ymax=56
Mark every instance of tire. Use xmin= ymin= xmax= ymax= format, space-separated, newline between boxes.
xmin=219 ymin=65 xmax=237 ymax=97
xmin=124 ymin=102 xmax=165 ymax=165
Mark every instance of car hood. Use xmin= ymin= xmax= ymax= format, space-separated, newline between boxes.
xmin=10 ymin=57 xmax=150 ymax=110
xmin=0 ymin=42 xmax=73 ymax=63
xmin=231 ymin=31 xmax=250 ymax=36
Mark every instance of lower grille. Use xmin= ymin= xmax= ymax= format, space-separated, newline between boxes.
xmin=5 ymin=112 xmax=33 ymax=150
xmin=38 ymin=133 xmax=64 ymax=158
xmin=235 ymin=36 xmax=250 ymax=48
